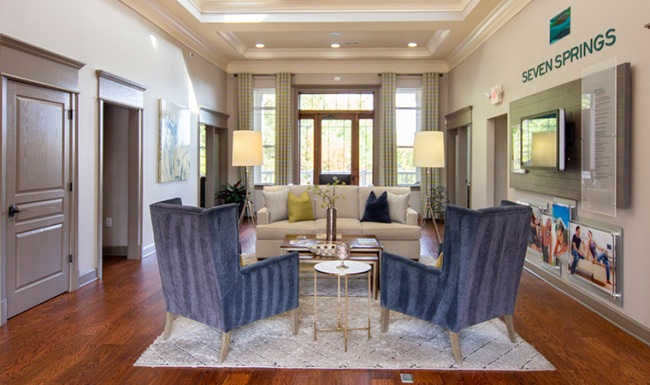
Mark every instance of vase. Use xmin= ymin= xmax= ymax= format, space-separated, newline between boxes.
xmin=326 ymin=207 xmax=337 ymax=242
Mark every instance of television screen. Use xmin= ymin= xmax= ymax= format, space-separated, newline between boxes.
xmin=520 ymin=109 xmax=565 ymax=171
xmin=318 ymin=173 xmax=351 ymax=185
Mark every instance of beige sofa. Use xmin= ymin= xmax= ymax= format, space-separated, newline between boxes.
xmin=255 ymin=185 xmax=421 ymax=259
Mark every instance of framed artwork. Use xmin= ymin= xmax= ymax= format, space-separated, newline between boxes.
xmin=158 ymin=99 xmax=191 ymax=182
xmin=541 ymin=213 xmax=560 ymax=271
xmin=568 ymin=222 xmax=617 ymax=295
xmin=516 ymin=200 xmax=545 ymax=257
xmin=551 ymin=202 xmax=571 ymax=262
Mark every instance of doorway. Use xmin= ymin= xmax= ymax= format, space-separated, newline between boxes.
xmin=200 ymin=123 xmax=228 ymax=207
xmin=445 ymin=106 xmax=473 ymax=208
xmin=96 ymin=71 xmax=145 ymax=280
xmin=488 ymin=114 xmax=509 ymax=206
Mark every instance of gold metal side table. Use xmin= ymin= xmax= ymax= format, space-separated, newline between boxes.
xmin=313 ymin=260 xmax=372 ymax=352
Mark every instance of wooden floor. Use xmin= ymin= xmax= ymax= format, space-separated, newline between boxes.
xmin=1 ymin=220 xmax=649 ymax=385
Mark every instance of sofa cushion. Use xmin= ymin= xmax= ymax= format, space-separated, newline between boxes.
xmin=361 ymin=191 xmax=391 ymax=223
xmin=358 ymin=186 xmax=411 ymax=219
xmin=263 ymin=188 xmax=289 ymax=222
xmin=360 ymin=221 xmax=421 ymax=240
xmin=387 ymin=191 xmax=410 ymax=224
xmin=313 ymin=185 xmax=359 ymax=219
xmin=314 ymin=217 xmax=362 ymax=235
xmin=256 ymin=220 xmax=316 ymax=239
xmin=288 ymin=191 xmax=315 ymax=222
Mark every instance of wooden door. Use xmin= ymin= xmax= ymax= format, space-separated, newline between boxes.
xmin=5 ymin=80 xmax=71 ymax=317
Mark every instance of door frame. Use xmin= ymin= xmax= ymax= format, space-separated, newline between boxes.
xmin=198 ymin=107 xmax=229 ymax=208
xmin=445 ymin=106 xmax=473 ymax=208
xmin=96 ymin=71 xmax=146 ymax=280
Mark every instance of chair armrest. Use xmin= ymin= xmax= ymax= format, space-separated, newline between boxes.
xmin=257 ymin=207 xmax=271 ymax=224
xmin=406 ymin=208 xmax=419 ymax=226
xmin=240 ymin=251 xmax=300 ymax=311
xmin=380 ymin=252 xmax=443 ymax=317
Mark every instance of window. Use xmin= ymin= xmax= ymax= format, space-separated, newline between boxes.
xmin=253 ymin=88 xmax=275 ymax=184
xmin=396 ymin=88 xmax=421 ymax=186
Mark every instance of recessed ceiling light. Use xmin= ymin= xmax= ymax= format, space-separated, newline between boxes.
xmin=255 ymin=43 xmax=265 ymax=48
xmin=408 ymin=42 xmax=418 ymax=48
xmin=331 ymin=43 xmax=340 ymax=48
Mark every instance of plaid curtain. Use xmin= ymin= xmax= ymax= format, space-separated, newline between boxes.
xmin=236 ymin=73 xmax=255 ymax=201
xmin=420 ymin=72 xmax=441 ymax=217
xmin=380 ymin=73 xmax=397 ymax=186
xmin=275 ymin=73 xmax=293 ymax=185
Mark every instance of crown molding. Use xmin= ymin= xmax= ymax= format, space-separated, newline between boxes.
xmin=226 ymin=59 xmax=449 ymax=74
xmin=243 ymin=47 xmax=435 ymax=60
xmin=445 ymin=0 xmax=532 ymax=70
xmin=120 ymin=0 xmax=230 ymax=70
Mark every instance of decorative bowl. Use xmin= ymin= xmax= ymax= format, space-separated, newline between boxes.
xmin=308 ymin=242 xmax=339 ymax=257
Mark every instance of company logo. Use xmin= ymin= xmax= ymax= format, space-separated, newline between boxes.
xmin=550 ymin=7 xmax=571 ymax=44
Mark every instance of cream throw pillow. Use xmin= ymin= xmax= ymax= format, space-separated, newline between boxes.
xmin=263 ymin=189 xmax=289 ymax=222
xmin=387 ymin=191 xmax=410 ymax=224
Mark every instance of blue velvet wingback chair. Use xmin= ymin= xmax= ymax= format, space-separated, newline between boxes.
xmin=380 ymin=201 xmax=532 ymax=364
xmin=150 ymin=198 xmax=300 ymax=363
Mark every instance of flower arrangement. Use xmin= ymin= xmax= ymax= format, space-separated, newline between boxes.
xmin=310 ymin=179 xmax=346 ymax=209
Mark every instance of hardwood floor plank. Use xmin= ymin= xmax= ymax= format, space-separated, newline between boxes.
xmin=0 ymin=218 xmax=648 ymax=384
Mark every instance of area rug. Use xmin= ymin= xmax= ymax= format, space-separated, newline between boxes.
xmin=135 ymin=297 xmax=554 ymax=371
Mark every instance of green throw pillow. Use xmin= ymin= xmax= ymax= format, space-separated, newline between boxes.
xmin=288 ymin=191 xmax=314 ymax=222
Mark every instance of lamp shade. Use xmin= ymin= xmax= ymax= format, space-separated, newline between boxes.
xmin=232 ymin=130 xmax=263 ymax=166
xmin=413 ymin=131 xmax=445 ymax=168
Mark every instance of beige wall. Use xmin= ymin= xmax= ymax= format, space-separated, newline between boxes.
xmin=0 ymin=0 xmax=228 ymax=274
xmin=446 ymin=0 xmax=650 ymax=327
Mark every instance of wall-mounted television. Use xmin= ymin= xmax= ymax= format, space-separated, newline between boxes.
xmin=318 ymin=173 xmax=351 ymax=185
xmin=520 ymin=108 xmax=566 ymax=171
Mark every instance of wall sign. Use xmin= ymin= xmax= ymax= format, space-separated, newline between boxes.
xmin=522 ymin=28 xmax=616 ymax=83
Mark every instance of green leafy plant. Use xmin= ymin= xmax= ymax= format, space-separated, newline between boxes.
xmin=216 ymin=180 xmax=246 ymax=205
xmin=310 ymin=179 xmax=346 ymax=209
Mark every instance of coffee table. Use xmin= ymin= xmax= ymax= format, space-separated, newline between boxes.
xmin=313 ymin=260 xmax=372 ymax=352
xmin=279 ymin=234 xmax=383 ymax=299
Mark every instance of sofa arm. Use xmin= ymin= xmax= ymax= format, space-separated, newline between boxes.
xmin=257 ymin=207 xmax=271 ymax=225
xmin=406 ymin=208 xmax=419 ymax=226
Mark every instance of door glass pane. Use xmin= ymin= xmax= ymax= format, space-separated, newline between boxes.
xmin=300 ymin=119 xmax=314 ymax=184
xmin=321 ymin=119 xmax=352 ymax=176
xmin=359 ymin=119 xmax=373 ymax=187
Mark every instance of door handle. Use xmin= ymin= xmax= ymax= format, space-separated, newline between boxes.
xmin=8 ymin=204 xmax=23 ymax=218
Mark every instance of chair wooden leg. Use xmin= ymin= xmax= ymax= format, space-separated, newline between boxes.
xmin=290 ymin=308 xmax=299 ymax=335
xmin=449 ymin=331 xmax=462 ymax=364
xmin=380 ymin=307 xmax=389 ymax=333
xmin=504 ymin=314 xmax=517 ymax=343
xmin=162 ymin=312 xmax=177 ymax=340
xmin=219 ymin=331 xmax=231 ymax=364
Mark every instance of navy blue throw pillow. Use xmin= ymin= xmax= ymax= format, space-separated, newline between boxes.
xmin=361 ymin=191 xmax=391 ymax=223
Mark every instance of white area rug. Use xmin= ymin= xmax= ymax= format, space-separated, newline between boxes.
xmin=135 ymin=297 xmax=554 ymax=371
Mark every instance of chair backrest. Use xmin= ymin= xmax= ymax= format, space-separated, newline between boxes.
xmin=150 ymin=198 xmax=242 ymax=330
xmin=440 ymin=201 xmax=532 ymax=331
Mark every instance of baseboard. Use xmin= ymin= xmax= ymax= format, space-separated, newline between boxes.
xmin=78 ymin=268 xmax=98 ymax=287
xmin=142 ymin=243 xmax=156 ymax=259
xmin=524 ymin=261 xmax=650 ymax=347
xmin=102 ymin=246 xmax=127 ymax=256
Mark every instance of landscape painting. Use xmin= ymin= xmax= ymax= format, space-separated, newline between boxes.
xmin=158 ymin=99 xmax=191 ymax=182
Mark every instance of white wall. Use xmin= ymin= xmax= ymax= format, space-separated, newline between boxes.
xmin=0 ymin=0 xmax=228 ymax=274
xmin=446 ymin=0 xmax=650 ymax=327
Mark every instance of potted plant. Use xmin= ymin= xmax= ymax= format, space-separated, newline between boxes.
xmin=216 ymin=180 xmax=246 ymax=214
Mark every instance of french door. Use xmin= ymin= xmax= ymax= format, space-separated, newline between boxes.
xmin=299 ymin=112 xmax=373 ymax=186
